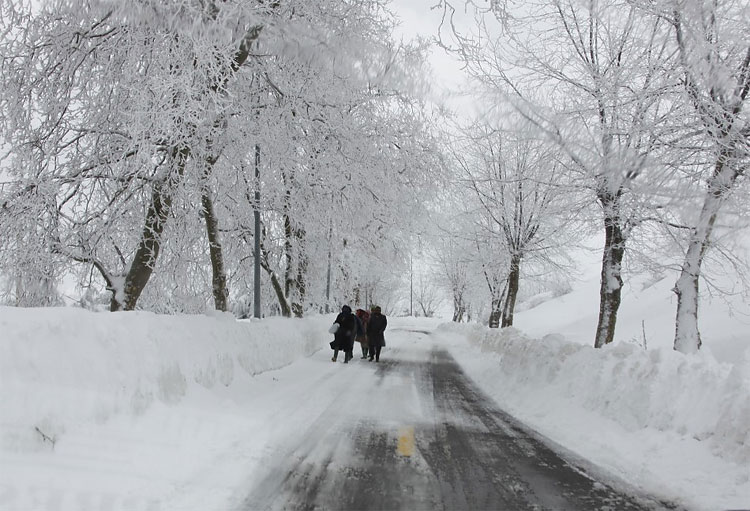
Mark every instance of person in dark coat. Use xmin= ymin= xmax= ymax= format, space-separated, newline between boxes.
xmin=366 ymin=305 xmax=387 ymax=362
xmin=332 ymin=305 xmax=356 ymax=363
xmin=355 ymin=308 xmax=370 ymax=359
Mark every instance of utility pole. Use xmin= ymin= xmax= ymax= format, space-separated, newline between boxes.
xmin=410 ymin=253 xmax=413 ymax=316
xmin=324 ymin=218 xmax=333 ymax=313
xmin=253 ymin=144 xmax=261 ymax=319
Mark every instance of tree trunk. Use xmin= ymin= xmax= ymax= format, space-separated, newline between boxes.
xmin=489 ymin=296 xmax=503 ymax=328
xmin=258 ymin=226 xmax=292 ymax=318
xmin=674 ymin=153 xmax=738 ymax=353
xmin=453 ymin=306 xmax=465 ymax=323
xmin=324 ymin=220 xmax=332 ymax=313
xmin=201 ymin=185 xmax=228 ymax=311
xmin=593 ymin=203 xmax=626 ymax=348
xmin=452 ymin=289 xmax=465 ymax=322
xmin=112 ymin=146 xmax=189 ymax=311
xmin=291 ymin=246 xmax=307 ymax=318
xmin=281 ymin=211 xmax=308 ymax=318
xmin=501 ymin=254 xmax=521 ymax=328
xmin=283 ymin=211 xmax=294 ymax=298
xmin=268 ymin=270 xmax=291 ymax=317
xmin=109 ymin=24 xmax=263 ymax=312
xmin=673 ymin=259 xmax=702 ymax=353
xmin=325 ymin=245 xmax=332 ymax=313
xmin=485 ymin=274 xmax=507 ymax=328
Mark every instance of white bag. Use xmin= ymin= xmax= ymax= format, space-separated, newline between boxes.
xmin=328 ymin=323 xmax=340 ymax=334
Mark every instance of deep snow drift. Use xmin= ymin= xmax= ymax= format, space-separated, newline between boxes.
xmin=1 ymin=290 xmax=748 ymax=510
xmin=1 ymin=308 xmax=332 ymax=510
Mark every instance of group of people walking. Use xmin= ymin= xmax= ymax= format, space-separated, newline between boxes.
xmin=330 ymin=305 xmax=387 ymax=363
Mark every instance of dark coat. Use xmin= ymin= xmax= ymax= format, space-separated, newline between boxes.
xmin=355 ymin=309 xmax=369 ymax=345
xmin=366 ymin=312 xmax=387 ymax=348
xmin=333 ymin=311 xmax=356 ymax=351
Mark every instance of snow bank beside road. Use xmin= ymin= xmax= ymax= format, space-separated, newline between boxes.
xmin=436 ymin=322 xmax=750 ymax=510
xmin=0 ymin=306 xmax=329 ymax=452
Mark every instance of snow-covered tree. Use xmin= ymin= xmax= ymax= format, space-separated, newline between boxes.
xmin=0 ymin=0 xmax=440 ymax=315
xmin=440 ymin=0 xmax=677 ymax=344
xmin=430 ymin=232 xmax=471 ymax=322
xmin=667 ymin=0 xmax=750 ymax=353
xmin=449 ymin=123 xmax=576 ymax=327
xmin=0 ymin=0 xmax=269 ymax=311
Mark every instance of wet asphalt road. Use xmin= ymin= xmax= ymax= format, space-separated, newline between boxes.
xmin=242 ymin=340 xmax=677 ymax=511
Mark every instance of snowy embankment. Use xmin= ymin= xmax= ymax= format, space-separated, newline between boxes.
xmin=1 ymin=307 xmax=328 ymax=445
xmin=0 ymin=306 xmax=331 ymax=509
xmin=434 ymin=322 xmax=750 ymax=510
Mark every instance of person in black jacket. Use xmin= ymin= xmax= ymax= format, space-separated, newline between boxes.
xmin=332 ymin=305 xmax=356 ymax=363
xmin=366 ymin=305 xmax=387 ymax=362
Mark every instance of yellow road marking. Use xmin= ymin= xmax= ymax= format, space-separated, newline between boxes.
xmin=397 ymin=426 xmax=415 ymax=457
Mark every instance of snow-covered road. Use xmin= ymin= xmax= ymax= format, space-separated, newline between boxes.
xmin=237 ymin=326 xmax=674 ymax=511
xmin=6 ymin=310 xmax=740 ymax=510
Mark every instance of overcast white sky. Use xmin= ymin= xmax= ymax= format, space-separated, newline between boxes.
xmin=389 ymin=0 xmax=476 ymax=112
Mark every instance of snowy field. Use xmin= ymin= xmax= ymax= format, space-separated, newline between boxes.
xmin=1 ymin=268 xmax=749 ymax=510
